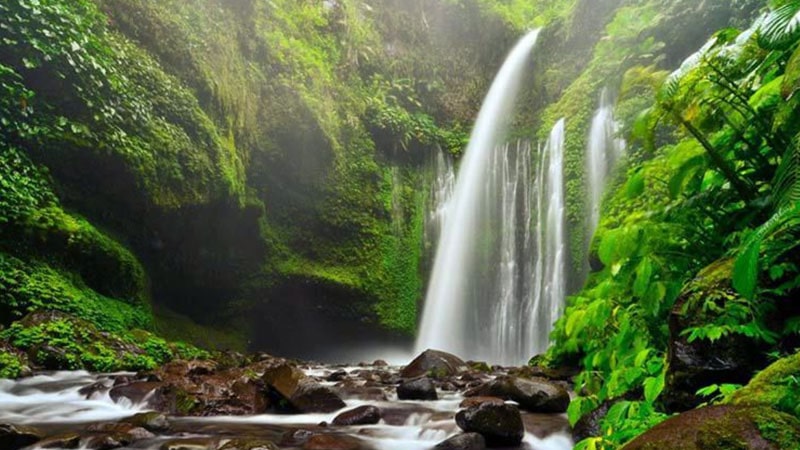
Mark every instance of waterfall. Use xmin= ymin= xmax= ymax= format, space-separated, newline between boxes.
xmin=423 ymin=150 xmax=455 ymax=255
xmin=586 ymin=89 xmax=625 ymax=240
xmin=416 ymin=29 xmax=570 ymax=365
xmin=533 ymin=119 xmax=567 ymax=355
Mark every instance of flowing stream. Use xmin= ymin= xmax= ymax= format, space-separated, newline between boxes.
xmin=0 ymin=368 xmax=573 ymax=450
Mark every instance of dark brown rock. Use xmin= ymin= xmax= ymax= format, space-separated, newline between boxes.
xmin=455 ymin=403 xmax=524 ymax=447
xmin=85 ymin=433 xmax=131 ymax=450
xmin=572 ymin=400 xmax=614 ymax=442
xmin=435 ymin=433 xmax=487 ymax=449
xmin=332 ymin=405 xmax=381 ymax=426
xmin=291 ymin=380 xmax=347 ymax=413
xmin=397 ymin=377 xmax=438 ymax=400
xmin=0 ymin=423 xmax=42 ymax=450
xmin=465 ymin=376 xmax=569 ymax=413
xmin=623 ymin=405 xmax=800 ymax=449
xmin=401 ymin=349 xmax=466 ymax=379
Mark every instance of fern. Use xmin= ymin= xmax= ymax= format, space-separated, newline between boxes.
xmin=772 ymin=134 xmax=800 ymax=209
xmin=733 ymin=202 xmax=800 ymax=299
xmin=758 ymin=1 xmax=800 ymax=50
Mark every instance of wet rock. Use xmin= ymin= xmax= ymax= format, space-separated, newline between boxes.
xmin=0 ymin=423 xmax=42 ymax=450
xmin=397 ymin=377 xmax=438 ymax=400
xmin=465 ymin=375 xmax=569 ymax=413
xmin=123 ymin=411 xmax=171 ymax=432
xmin=303 ymin=434 xmax=362 ymax=450
xmin=327 ymin=370 xmax=348 ymax=382
xmin=435 ymin=432 xmax=487 ymax=449
xmin=572 ymin=400 xmax=614 ymax=442
xmin=291 ymin=380 xmax=347 ymax=413
xmin=373 ymin=360 xmax=389 ymax=367
xmin=623 ymin=405 xmax=800 ymax=449
xmin=459 ymin=397 xmax=505 ymax=409
xmin=262 ymin=363 xmax=307 ymax=398
xmin=663 ymin=259 xmax=767 ymax=412
xmin=455 ymin=403 xmax=524 ymax=447
xmin=401 ymin=349 xmax=466 ymax=379
xmin=332 ymin=405 xmax=382 ymax=426
xmin=219 ymin=438 xmax=279 ymax=450
xmin=79 ymin=381 xmax=110 ymax=398
xmin=38 ymin=433 xmax=81 ymax=449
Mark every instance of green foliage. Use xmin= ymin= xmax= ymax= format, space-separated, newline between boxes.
xmin=0 ymin=351 xmax=26 ymax=379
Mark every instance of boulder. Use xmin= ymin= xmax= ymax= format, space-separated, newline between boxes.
xmin=290 ymin=380 xmax=347 ymax=413
xmin=435 ymin=432 xmax=487 ymax=449
xmin=397 ymin=377 xmax=438 ymax=401
xmin=401 ymin=350 xmax=466 ymax=379
xmin=262 ymin=363 xmax=307 ymax=399
xmin=85 ymin=433 xmax=131 ymax=450
xmin=332 ymin=405 xmax=382 ymax=426
xmin=464 ymin=376 xmax=569 ymax=413
xmin=623 ymin=405 xmax=800 ymax=449
xmin=0 ymin=423 xmax=42 ymax=450
xmin=455 ymin=403 xmax=524 ymax=447
xmin=663 ymin=259 xmax=766 ymax=412
xmin=572 ymin=400 xmax=614 ymax=442
xmin=728 ymin=351 xmax=800 ymax=418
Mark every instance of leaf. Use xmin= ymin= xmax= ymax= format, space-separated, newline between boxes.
xmin=758 ymin=2 xmax=800 ymax=50
xmin=644 ymin=373 xmax=665 ymax=403
xmin=633 ymin=257 xmax=654 ymax=298
xmin=626 ymin=170 xmax=645 ymax=198
xmin=668 ymin=154 xmax=706 ymax=199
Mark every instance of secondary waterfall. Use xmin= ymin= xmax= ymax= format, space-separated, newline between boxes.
xmin=586 ymin=89 xmax=625 ymax=240
xmin=423 ymin=150 xmax=455 ymax=256
xmin=416 ymin=30 xmax=574 ymax=365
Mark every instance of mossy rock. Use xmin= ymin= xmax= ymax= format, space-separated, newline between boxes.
xmin=623 ymin=405 xmax=800 ymax=450
xmin=727 ymin=352 xmax=800 ymax=419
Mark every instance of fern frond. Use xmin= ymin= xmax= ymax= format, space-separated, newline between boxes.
xmin=772 ymin=134 xmax=800 ymax=210
xmin=758 ymin=1 xmax=800 ymax=50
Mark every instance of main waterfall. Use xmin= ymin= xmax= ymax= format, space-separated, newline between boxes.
xmin=416 ymin=30 xmax=572 ymax=365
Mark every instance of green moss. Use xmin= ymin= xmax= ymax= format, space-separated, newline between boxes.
xmin=728 ymin=352 xmax=800 ymax=419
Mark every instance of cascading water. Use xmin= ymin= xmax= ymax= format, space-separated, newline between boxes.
xmin=532 ymin=119 xmax=567 ymax=356
xmin=586 ymin=89 xmax=625 ymax=240
xmin=416 ymin=30 xmax=575 ymax=365
xmin=423 ymin=149 xmax=455 ymax=256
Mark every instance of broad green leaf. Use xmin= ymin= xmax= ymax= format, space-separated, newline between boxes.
xmin=644 ymin=372 xmax=665 ymax=403
xmin=626 ymin=170 xmax=646 ymax=198
xmin=633 ymin=257 xmax=654 ymax=297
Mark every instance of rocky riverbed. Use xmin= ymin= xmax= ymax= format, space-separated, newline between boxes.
xmin=0 ymin=350 xmax=575 ymax=450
